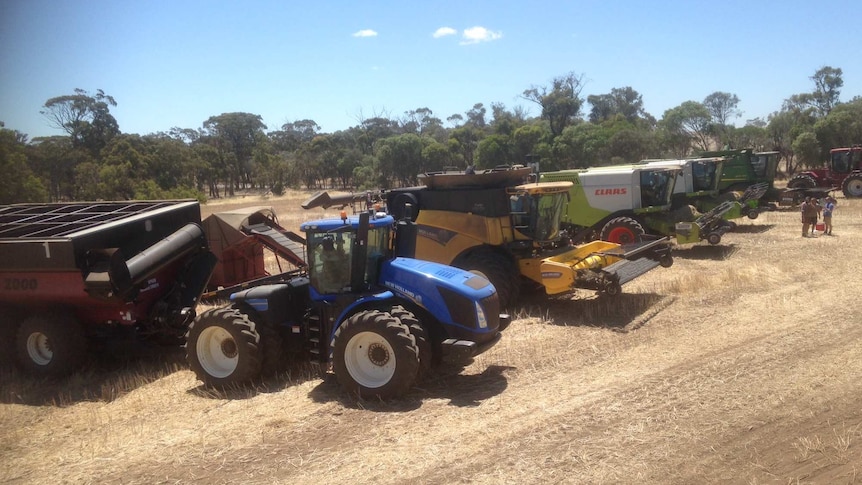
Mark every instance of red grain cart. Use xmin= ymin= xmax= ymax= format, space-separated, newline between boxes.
xmin=200 ymin=206 xmax=307 ymax=300
xmin=0 ymin=200 xmax=217 ymax=376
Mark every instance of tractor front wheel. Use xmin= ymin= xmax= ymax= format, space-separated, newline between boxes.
xmin=600 ymin=217 xmax=646 ymax=245
xmin=15 ymin=312 xmax=87 ymax=377
xmin=332 ymin=309 xmax=419 ymax=399
xmin=842 ymin=175 xmax=862 ymax=198
xmin=390 ymin=305 xmax=433 ymax=380
xmin=186 ymin=307 xmax=263 ymax=387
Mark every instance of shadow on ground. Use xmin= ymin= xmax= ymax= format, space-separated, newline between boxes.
xmin=0 ymin=340 xmax=186 ymax=406
xmin=672 ymin=243 xmax=740 ymax=261
xmin=518 ymin=292 xmax=674 ymax=332
xmin=306 ymin=364 xmax=514 ymax=412
xmin=732 ymin=224 xmax=775 ymax=234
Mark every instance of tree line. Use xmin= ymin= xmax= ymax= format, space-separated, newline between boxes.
xmin=2 ymin=66 xmax=861 ymax=205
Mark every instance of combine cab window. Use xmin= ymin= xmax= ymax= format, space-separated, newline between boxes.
xmin=533 ymin=192 xmax=567 ymax=241
xmin=751 ymin=154 xmax=767 ymax=178
xmin=691 ymin=162 xmax=717 ymax=192
xmin=640 ymin=170 xmax=672 ymax=207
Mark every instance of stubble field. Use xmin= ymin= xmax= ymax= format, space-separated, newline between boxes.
xmin=1 ymin=189 xmax=860 ymax=484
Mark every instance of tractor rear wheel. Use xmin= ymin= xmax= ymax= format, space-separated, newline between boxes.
xmin=15 ymin=312 xmax=87 ymax=377
xmin=390 ymin=305 xmax=432 ymax=380
xmin=600 ymin=217 xmax=646 ymax=244
xmin=459 ymin=251 xmax=520 ymax=308
xmin=186 ymin=307 xmax=263 ymax=387
xmin=332 ymin=309 xmax=419 ymax=399
xmin=842 ymin=174 xmax=862 ymax=198
xmin=787 ymin=174 xmax=817 ymax=190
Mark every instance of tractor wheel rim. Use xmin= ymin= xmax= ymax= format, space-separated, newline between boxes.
xmin=26 ymin=332 xmax=52 ymax=366
xmin=196 ymin=326 xmax=238 ymax=378
xmin=344 ymin=331 xmax=395 ymax=389
xmin=607 ymin=227 xmax=634 ymax=244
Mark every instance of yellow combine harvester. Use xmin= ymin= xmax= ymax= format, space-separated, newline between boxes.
xmin=306 ymin=166 xmax=674 ymax=307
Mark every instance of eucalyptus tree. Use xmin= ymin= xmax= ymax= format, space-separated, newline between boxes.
xmin=660 ymin=101 xmax=712 ymax=153
xmin=522 ymin=72 xmax=585 ymax=137
xmin=40 ymin=88 xmax=119 ymax=156
xmin=0 ymin=128 xmax=48 ymax=204
xmin=202 ymin=112 xmax=267 ymax=195
xmin=587 ymin=87 xmax=651 ymax=126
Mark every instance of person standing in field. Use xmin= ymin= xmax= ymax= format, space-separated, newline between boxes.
xmin=801 ymin=197 xmax=819 ymax=237
xmin=822 ymin=196 xmax=836 ymax=235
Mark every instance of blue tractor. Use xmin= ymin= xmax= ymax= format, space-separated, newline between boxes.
xmin=186 ymin=210 xmax=509 ymax=399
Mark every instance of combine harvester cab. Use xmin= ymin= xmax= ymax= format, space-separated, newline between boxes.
xmin=0 ymin=200 xmax=217 ymax=376
xmin=379 ymin=166 xmax=674 ymax=307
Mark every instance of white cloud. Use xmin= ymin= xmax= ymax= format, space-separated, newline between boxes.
xmin=352 ymin=29 xmax=378 ymax=38
xmin=432 ymin=27 xmax=457 ymax=38
xmin=460 ymin=26 xmax=503 ymax=45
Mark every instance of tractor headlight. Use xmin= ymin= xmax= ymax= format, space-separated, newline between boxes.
xmin=475 ymin=301 xmax=488 ymax=329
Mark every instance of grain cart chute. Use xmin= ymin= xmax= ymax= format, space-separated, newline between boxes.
xmin=0 ymin=200 xmax=217 ymax=375
xmin=201 ymin=206 xmax=307 ymax=299
xmin=186 ymin=211 xmax=510 ymax=400
xmin=382 ymin=167 xmax=673 ymax=307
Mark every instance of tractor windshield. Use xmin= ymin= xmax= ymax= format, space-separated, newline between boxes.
xmin=307 ymin=225 xmax=392 ymax=294
xmin=831 ymin=150 xmax=853 ymax=173
xmin=308 ymin=231 xmax=353 ymax=293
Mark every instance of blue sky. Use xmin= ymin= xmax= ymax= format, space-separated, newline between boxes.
xmin=1 ymin=0 xmax=860 ymax=139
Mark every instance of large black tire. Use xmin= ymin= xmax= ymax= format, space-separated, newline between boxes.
xmin=390 ymin=305 xmax=432 ymax=379
xmin=842 ymin=174 xmax=862 ymax=198
xmin=459 ymin=251 xmax=520 ymax=308
xmin=331 ymin=309 xmax=419 ymax=399
xmin=185 ymin=307 xmax=263 ymax=387
xmin=787 ymin=174 xmax=817 ymax=190
xmin=600 ymin=217 xmax=646 ymax=244
xmin=15 ymin=312 xmax=87 ymax=377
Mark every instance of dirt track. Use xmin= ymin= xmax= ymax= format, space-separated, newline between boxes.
xmin=2 ymin=198 xmax=861 ymax=484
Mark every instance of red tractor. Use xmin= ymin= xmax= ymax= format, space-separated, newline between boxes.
xmin=787 ymin=145 xmax=862 ymax=197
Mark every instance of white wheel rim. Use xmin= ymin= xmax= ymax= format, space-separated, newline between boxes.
xmin=26 ymin=331 xmax=52 ymax=365
xmin=196 ymin=326 xmax=238 ymax=378
xmin=344 ymin=331 xmax=396 ymax=389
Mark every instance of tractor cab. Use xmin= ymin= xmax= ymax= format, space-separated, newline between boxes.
xmin=830 ymin=146 xmax=861 ymax=174
xmin=301 ymin=212 xmax=393 ymax=297
xmin=506 ymin=181 xmax=572 ymax=243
